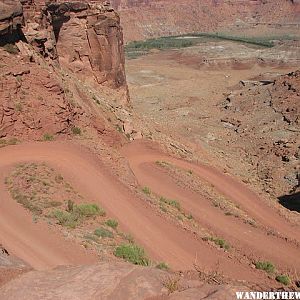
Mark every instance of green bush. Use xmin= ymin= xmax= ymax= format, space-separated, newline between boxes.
xmin=203 ymin=236 xmax=230 ymax=250
xmin=105 ymin=219 xmax=118 ymax=229
xmin=160 ymin=197 xmax=181 ymax=211
xmin=114 ymin=244 xmax=150 ymax=266
xmin=276 ymin=275 xmax=290 ymax=286
xmin=169 ymin=200 xmax=181 ymax=210
xmin=53 ymin=203 xmax=105 ymax=228
xmin=255 ymin=261 xmax=275 ymax=273
xmin=75 ymin=203 xmax=105 ymax=217
xmin=213 ymin=238 xmax=230 ymax=250
xmin=52 ymin=210 xmax=79 ymax=228
xmin=94 ymin=227 xmax=113 ymax=238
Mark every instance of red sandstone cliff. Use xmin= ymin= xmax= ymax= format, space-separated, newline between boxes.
xmin=108 ymin=0 xmax=300 ymax=41
xmin=0 ymin=0 xmax=129 ymax=140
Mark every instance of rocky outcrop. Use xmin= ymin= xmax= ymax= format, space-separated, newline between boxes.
xmin=219 ymin=70 xmax=300 ymax=198
xmin=0 ymin=261 xmax=244 ymax=300
xmin=0 ymin=0 xmax=129 ymax=140
xmin=1 ymin=0 xmax=128 ymax=97
xmin=0 ymin=49 xmax=83 ymax=139
xmin=23 ymin=1 xmax=127 ymax=91
xmin=0 ymin=245 xmax=31 ymax=288
xmin=0 ymin=0 xmax=24 ymax=43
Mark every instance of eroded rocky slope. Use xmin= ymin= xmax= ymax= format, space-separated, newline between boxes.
xmin=0 ymin=0 xmax=130 ymax=140
xmin=220 ymin=71 xmax=300 ymax=200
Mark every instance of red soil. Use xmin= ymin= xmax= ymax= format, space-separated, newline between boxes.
xmin=0 ymin=140 xmax=299 ymax=285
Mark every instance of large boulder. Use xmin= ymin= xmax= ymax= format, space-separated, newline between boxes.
xmin=0 ymin=0 xmax=23 ymax=38
xmin=0 ymin=261 xmax=244 ymax=300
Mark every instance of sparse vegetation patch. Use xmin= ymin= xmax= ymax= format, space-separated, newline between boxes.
xmin=276 ymin=275 xmax=290 ymax=286
xmin=255 ymin=261 xmax=275 ymax=274
xmin=162 ymin=276 xmax=181 ymax=294
xmin=43 ymin=133 xmax=54 ymax=141
xmin=5 ymin=163 xmax=104 ymax=228
xmin=203 ymin=236 xmax=230 ymax=250
xmin=52 ymin=203 xmax=105 ymax=228
xmin=160 ymin=197 xmax=181 ymax=211
xmin=156 ymin=262 xmax=169 ymax=270
xmin=142 ymin=186 xmax=151 ymax=195
xmin=114 ymin=243 xmax=150 ymax=266
xmin=94 ymin=227 xmax=114 ymax=238
xmin=0 ymin=138 xmax=19 ymax=148
xmin=72 ymin=126 xmax=81 ymax=135
xmin=105 ymin=219 xmax=118 ymax=229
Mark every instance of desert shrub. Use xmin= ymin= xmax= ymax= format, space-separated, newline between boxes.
xmin=48 ymin=201 xmax=62 ymax=207
xmin=114 ymin=243 xmax=150 ymax=266
xmin=160 ymin=204 xmax=167 ymax=213
xmin=52 ymin=210 xmax=79 ymax=228
xmin=2 ymin=44 xmax=19 ymax=54
xmin=160 ymin=197 xmax=181 ymax=211
xmin=75 ymin=203 xmax=105 ymax=217
xmin=255 ymin=261 xmax=275 ymax=273
xmin=15 ymin=103 xmax=23 ymax=112
xmin=212 ymin=238 xmax=230 ymax=250
xmin=119 ymin=233 xmax=135 ymax=244
xmin=5 ymin=138 xmax=18 ymax=145
xmin=53 ymin=203 xmax=105 ymax=228
xmin=156 ymin=262 xmax=169 ymax=270
xmin=94 ymin=227 xmax=113 ymax=238
xmin=276 ymin=275 xmax=290 ymax=286
xmin=72 ymin=126 xmax=81 ymax=135
xmin=12 ymin=191 xmax=42 ymax=215
xmin=55 ymin=174 xmax=64 ymax=183
xmin=142 ymin=186 xmax=151 ymax=195
xmin=105 ymin=219 xmax=118 ymax=229
xmin=67 ymin=199 xmax=74 ymax=212
xmin=155 ymin=161 xmax=169 ymax=167
xmin=84 ymin=234 xmax=98 ymax=242
xmin=43 ymin=133 xmax=54 ymax=141
xmin=186 ymin=213 xmax=193 ymax=220
xmin=203 ymin=236 xmax=230 ymax=250
xmin=0 ymin=138 xmax=18 ymax=147
xmin=169 ymin=200 xmax=181 ymax=210
xmin=162 ymin=276 xmax=181 ymax=294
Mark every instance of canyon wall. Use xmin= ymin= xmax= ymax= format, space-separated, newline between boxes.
xmin=23 ymin=1 xmax=127 ymax=89
xmin=0 ymin=0 xmax=129 ymax=140
xmin=0 ymin=0 xmax=128 ymax=89
xmin=109 ymin=0 xmax=300 ymax=41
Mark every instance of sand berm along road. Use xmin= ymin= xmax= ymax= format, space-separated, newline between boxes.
xmin=0 ymin=141 xmax=299 ymax=283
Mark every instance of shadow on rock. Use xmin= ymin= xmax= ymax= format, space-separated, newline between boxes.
xmin=278 ymin=192 xmax=300 ymax=212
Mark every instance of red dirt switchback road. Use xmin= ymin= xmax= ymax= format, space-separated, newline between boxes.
xmin=0 ymin=141 xmax=299 ymax=285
